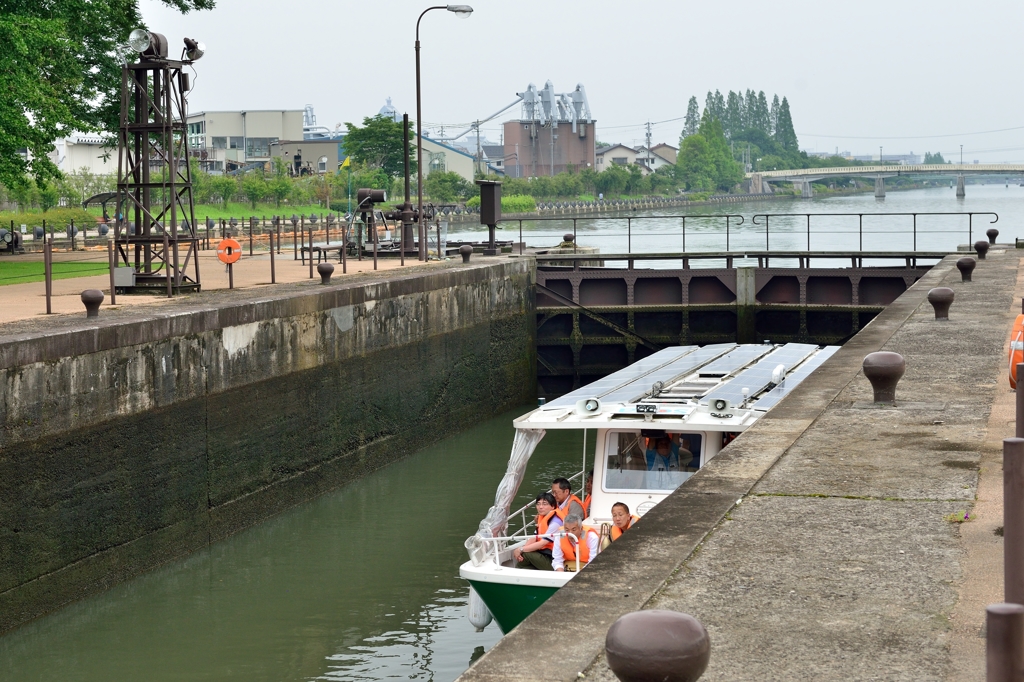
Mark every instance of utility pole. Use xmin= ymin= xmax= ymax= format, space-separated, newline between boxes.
xmin=475 ymin=120 xmax=482 ymax=176
xmin=646 ymin=121 xmax=652 ymax=167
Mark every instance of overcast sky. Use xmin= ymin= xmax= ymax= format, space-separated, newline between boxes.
xmin=141 ymin=0 xmax=1024 ymax=161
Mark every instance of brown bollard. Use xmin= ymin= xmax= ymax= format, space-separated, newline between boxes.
xmin=1005 ymin=438 xmax=1024 ymax=606
xmin=927 ymin=287 xmax=954 ymax=320
xmin=269 ymin=231 xmax=276 ymax=284
xmin=976 ymin=240 xmax=990 ymax=260
xmin=107 ymin=239 xmax=116 ymax=305
xmin=987 ymin=603 xmax=1024 ymax=681
xmin=957 ymin=257 xmax=977 ymax=282
xmin=317 ymin=262 xmax=334 ymax=285
xmin=606 ymin=610 xmax=710 ymax=682
xmin=459 ymin=244 xmax=473 ymax=263
xmin=80 ymin=289 xmax=104 ymax=317
xmin=988 ymin=228 xmax=999 ymax=245
xmin=862 ymin=351 xmax=905 ymax=404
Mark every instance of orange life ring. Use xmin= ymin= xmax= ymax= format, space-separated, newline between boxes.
xmin=217 ymin=238 xmax=241 ymax=264
xmin=1010 ymin=314 xmax=1024 ymax=389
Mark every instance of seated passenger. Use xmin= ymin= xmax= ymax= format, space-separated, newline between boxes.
xmin=678 ymin=438 xmax=698 ymax=471
xmin=645 ymin=437 xmax=680 ymax=471
xmin=551 ymin=477 xmax=586 ymax=519
xmin=583 ymin=470 xmax=593 ymax=516
xmin=513 ymin=492 xmax=561 ymax=571
xmin=552 ymin=514 xmax=600 ymax=572
xmin=610 ymin=502 xmax=640 ymax=541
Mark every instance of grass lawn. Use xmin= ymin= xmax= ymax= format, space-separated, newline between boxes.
xmin=84 ymin=203 xmax=338 ymax=222
xmin=0 ymin=260 xmax=109 ymax=286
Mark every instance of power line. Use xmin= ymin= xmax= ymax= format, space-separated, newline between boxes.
xmin=799 ymin=125 xmax=1024 ymax=140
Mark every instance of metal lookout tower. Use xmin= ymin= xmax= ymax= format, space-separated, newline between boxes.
xmin=115 ymin=29 xmax=204 ymax=293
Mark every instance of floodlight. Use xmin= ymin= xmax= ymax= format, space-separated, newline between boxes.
xmin=446 ymin=4 xmax=474 ymax=18
xmin=128 ymin=28 xmax=168 ymax=58
xmin=184 ymin=37 xmax=205 ymax=61
xmin=129 ymin=29 xmax=151 ymax=52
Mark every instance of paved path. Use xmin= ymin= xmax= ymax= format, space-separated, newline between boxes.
xmin=0 ymin=247 xmax=431 ymax=324
xmin=459 ymin=249 xmax=1020 ymax=681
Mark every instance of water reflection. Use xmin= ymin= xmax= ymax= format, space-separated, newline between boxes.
xmin=0 ymin=408 xmax=592 ymax=682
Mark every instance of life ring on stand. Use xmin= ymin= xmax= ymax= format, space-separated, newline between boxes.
xmin=217 ymin=238 xmax=241 ymax=264
xmin=1010 ymin=314 xmax=1024 ymax=389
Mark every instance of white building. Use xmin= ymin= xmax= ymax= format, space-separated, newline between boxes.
xmin=186 ymin=110 xmax=304 ymax=173
xmin=51 ymin=133 xmax=117 ymax=175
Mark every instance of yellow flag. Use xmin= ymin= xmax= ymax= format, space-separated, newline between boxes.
xmin=342 ymin=156 xmax=350 ymax=168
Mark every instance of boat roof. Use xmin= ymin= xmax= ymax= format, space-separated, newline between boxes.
xmin=516 ymin=343 xmax=840 ymax=430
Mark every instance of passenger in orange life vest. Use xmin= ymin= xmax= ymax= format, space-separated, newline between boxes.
xmin=583 ymin=470 xmax=593 ymax=516
xmin=610 ymin=502 xmax=640 ymax=541
xmin=551 ymin=477 xmax=586 ymax=520
xmin=552 ymin=514 xmax=600 ymax=572
xmin=512 ymin=492 xmax=561 ymax=571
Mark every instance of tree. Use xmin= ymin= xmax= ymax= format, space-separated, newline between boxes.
xmin=267 ymin=157 xmax=292 ymax=207
xmin=683 ymin=97 xmax=700 ymax=138
xmin=1 ymin=1 xmax=215 ymax=191
xmin=677 ymin=110 xmax=744 ymax=192
xmin=241 ymin=171 xmax=267 ymax=209
xmin=770 ymin=95 xmax=781 ymax=137
xmin=924 ymin=151 xmax=946 ymax=164
xmin=594 ymin=164 xmax=629 ymax=196
xmin=38 ymin=181 xmax=60 ymax=212
xmin=425 ymin=170 xmax=471 ymax=202
xmin=342 ymin=115 xmax=416 ymax=178
xmin=774 ymin=97 xmax=798 ymax=152
xmin=724 ymin=91 xmax=742 ymax=139
xmin=210 ymin=175 xmax=238 ymax=207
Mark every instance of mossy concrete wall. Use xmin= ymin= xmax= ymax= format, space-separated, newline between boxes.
xmin=0 ymin=259 xmax=535 ymax=633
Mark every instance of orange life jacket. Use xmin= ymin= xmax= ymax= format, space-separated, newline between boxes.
xmin=556 ymin=494 xmax=587 ymax=520
xmin=534 ymin=510 xmax=557 ymax=551
xmin=1011 ymin=314 xmax=1024 ymax=389
xmin=610 ymin=515 xmax=640 ymax=541
xmin=583 ymin=494 xmax=591 ymax=516
xmin=559 ymin=528 xmax=599 ymax=567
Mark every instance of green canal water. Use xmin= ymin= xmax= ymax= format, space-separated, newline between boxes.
xmin=0 ymin=408 xmax=594 ymax=682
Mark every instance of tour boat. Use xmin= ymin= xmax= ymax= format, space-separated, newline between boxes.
xmin=460 ymin=342 xmax=839 ymax=634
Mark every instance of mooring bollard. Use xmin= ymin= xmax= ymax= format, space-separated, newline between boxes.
xmin=459 ymin=244 xmax=473 ymax=263
xmin=987 ymin=603 xmax=1024 ymax=681
xmin=927 ymin=287 xmax=954 ymax=320
xmin=605 ymin=610 xmax=710 ymax=682
xmin=957 ymin=256 xmax=977 ymax=282
xmin=975 ymin=240 xmax=990 ymax=260
xmin=862 ymin=351 xmax=905 ymax=404
xmin=317 ymin=262 xmax=334 ymax=285
xmin=1005 ymin=437 xmax=1024 ymax=606
xmin=988 ymin=228 xmax=1000 ymax=245
xmin=80 ymin=289 xmax=104 ymax=318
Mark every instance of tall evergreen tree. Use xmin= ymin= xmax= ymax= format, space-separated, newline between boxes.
xmin=770 ymin=94 xmax=780 ymax=136
xmin=724 ymin=91 xmax=742 ymax=139
xmin=682 ymin=96 xmax=700 ymax=138
xmin=743 ymin=89 xmax=756 ymax=130
xmin=713 ymin=90 xmax=726 ymax=121
xmin=705 ymin=91 xmax=716 ymax=120
xmin=754 ymin=91 xmax=771 ymax=135
xmin=774 ymin=97 xmax=798 ymax=152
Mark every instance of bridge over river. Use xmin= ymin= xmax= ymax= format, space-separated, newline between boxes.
xmin=748 ymin=163 xmax=1024 ymax=198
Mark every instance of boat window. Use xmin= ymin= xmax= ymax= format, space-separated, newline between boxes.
xmin=604 ymin=431 xmax=703 ymax=492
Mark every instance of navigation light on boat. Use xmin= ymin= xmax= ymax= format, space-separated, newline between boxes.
xmin=575 ymin=398 xmax=602 ymax=415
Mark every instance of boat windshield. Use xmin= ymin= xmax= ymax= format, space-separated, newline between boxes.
xmin=604 ymin=430 xmax=703 ymax=492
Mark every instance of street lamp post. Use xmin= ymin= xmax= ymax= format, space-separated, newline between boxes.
xmin=416 ymin=4 xmax=473 ymax=261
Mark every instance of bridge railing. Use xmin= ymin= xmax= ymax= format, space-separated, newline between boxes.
xmin=449 ymin=211 xmax=999 ymax=257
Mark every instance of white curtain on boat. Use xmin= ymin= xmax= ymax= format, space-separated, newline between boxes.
xmin=464 ymin=427 xmax=545 ymax=566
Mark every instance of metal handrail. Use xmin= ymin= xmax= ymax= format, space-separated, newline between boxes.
xmin=504 ymin=469 xmax=585 ymax=538
xmin=477 ymin=531 xmax=587 ymax=571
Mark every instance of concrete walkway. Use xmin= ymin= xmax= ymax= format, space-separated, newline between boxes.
xmin=0 ymin=246 xmax=437 ymax=325
xmin=459 ymin=249 xmax=1020 ymax=681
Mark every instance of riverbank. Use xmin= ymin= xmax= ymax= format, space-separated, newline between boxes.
xmin=459 ymin=248 xmax=1019 ymax=681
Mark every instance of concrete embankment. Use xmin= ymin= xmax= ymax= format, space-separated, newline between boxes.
xmin=460 ymin=248 xmax=1018 ymax=681
xmin=0 ymin=258 xmax=535 ymax=634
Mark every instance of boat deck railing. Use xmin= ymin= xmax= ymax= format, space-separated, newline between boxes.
xmin=504 ymin=469 xmax=585 ymax=541
xmin=474 ymin=532 xmax=588 ymax=572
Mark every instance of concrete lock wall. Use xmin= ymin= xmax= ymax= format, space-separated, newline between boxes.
xmin=0 ymin=260 xmax=535 ymax=633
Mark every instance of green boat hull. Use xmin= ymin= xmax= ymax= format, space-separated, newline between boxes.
xmin=468 ymin=580 xmax=560 ymax=633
